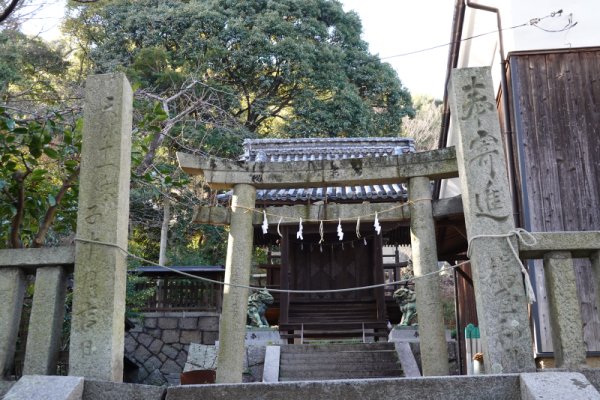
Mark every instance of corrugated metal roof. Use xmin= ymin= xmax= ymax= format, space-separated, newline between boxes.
xmin=220 ymin=137 xmax=414 ymax=203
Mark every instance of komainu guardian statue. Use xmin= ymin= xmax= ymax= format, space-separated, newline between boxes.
xmin=246 ymin=289 xmax=274 ymax=328
xmin=393 ymin=287 xmax=417 ymax=326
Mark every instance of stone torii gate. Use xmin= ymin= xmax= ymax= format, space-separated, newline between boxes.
xmin=177 ymin=67 xmax=536 ymax=382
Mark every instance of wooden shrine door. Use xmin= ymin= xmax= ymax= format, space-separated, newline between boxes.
xmin=289 ymin=236 xmax=374 ymax=301
xmin=280 ymin=229 xmax=386 ymax=324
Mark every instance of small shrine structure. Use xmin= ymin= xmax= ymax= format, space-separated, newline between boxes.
xmin=177 ymin=68 xmax=539 ymax=383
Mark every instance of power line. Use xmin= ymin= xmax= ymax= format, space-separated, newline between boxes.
xmin=378 ymin=9 xmax=574 ymax=61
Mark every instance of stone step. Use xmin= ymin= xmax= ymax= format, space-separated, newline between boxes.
xmin=280 ymin=361 xmax=401 ymax=373
xmin=280 ymin=342 xmax=394 ymax=353
xmin=278 ymin=342 xmax=402 ymax=382
xmin=280 ymin=351 xmax=399 ymax=364
xmin=164 ymin=374 xmax=526 ymax=400
xmin=279 ymin=369 xmax=404 ymax=381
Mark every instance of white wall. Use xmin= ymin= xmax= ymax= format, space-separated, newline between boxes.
xmin=459 ymin=0 xmax=597 ymax=70
xmin=506 ymin=0 xmax=600 ymax=52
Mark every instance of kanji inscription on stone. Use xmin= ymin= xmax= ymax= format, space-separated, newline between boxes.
xmin=449 ymin=67 xmax=535 ymax=374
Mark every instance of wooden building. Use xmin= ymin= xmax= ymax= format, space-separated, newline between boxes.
xmin=503 ymin=47 xmax=600 ymax=357
xmin=132 ymin=265 xmax=224 ymax=312
xmin=441 ymin=0 xmax=600 ymax=365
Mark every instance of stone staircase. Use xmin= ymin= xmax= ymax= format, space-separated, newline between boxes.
xmin=278 ymin=342 xmax=403 ymax=381
xmin=5 ymin=370 xmax=600 ymax=399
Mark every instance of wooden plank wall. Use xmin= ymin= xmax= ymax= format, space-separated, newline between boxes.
xmin=507 ymin=48 xmax=600 ymax=353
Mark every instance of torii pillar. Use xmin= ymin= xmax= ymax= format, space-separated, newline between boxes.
xmin=178 ymin=143 xmax=460 ymax=381
xmin=176 ymin=155 xmax=257 ymax=383
xmin=216 ymin=183 xmax=256 ymax=383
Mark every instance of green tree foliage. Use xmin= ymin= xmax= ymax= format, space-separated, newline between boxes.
xmin=66 ymin=0 xmax=414 ymax=138
xmin=0 ymin=29 xmax=80 ymax=249
xmin=0 ymin=110 xmax=81 ymax=248
xmin=0 ymin=30 xmax=70 ymax=102
xmin=61 ymin=0 xmax=416 ymax=266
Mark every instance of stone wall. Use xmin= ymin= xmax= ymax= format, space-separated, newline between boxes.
xmin=124 ymin=312 xmax=219 ymax=386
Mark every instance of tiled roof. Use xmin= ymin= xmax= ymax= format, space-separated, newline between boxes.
xmin=255 ymin=184 xmax=407 ymax=202
xmin=221 ymin=137 xmax=415 ymax=203
xmin=241 ymin=137 xmax=416 ymax=162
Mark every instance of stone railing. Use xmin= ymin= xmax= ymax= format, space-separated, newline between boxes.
xmin=0 ymin=247 xmax=74 ymax=377
xmin=519 ymin=231 xmax=600 ymax=369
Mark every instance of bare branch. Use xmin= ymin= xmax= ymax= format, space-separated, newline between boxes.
xmin=0 ymin=0 xmax=22 ymax=24
xmin=133 ymin=79 xmax=244 ymax=174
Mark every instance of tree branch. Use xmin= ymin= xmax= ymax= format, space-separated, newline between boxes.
xmin=0 ymin=0 xmax=21 ymax=24
xmin=135 ymin=99 xmax=205 ymax=175
xmin=9 ymin=170 xmax=29 ymax=248
xmin=32 ymin=166 xmax=80 ymax=248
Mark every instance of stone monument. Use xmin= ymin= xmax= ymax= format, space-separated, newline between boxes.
xmin=449 ymin=67 xmax=535 ymax=373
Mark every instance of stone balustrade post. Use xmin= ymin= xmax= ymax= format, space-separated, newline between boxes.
xmin=0 ymin=268 xmax=26 ymax=377
xmin=69 ymin=73 xmax=132 ymax=382
xmin=544 ymin=251 xmax=586 ymax=369
xmin=216 ymin=183 xmax=256 ymax=383
xmin=409 ymin=176 xmax=449 ymax=376
xmin=23 ymin=266 xmax=67 ymax=375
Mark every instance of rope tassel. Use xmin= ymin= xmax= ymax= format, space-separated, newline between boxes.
xmin=261 ymin=210 xmax=269 ymax=234
xmin=319 ymin=220 xmax=325 ymax=244
xmin=297 ymin=217 xmax=304 ymax=240
xmin=374 ymin=212 xmax=381 ymax=235
xmin=337 ymin=218 xmax=344 ymax=241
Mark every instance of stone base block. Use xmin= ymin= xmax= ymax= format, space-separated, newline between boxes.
xmin=83 ymin=379 xmax=165 ymax=400
xmin=521 ymin=372 xmax=600 ymax=400
xmin=4 ymin=375 xmax=83 ymax=400
xmin=388 ymin=326 xmax=453 ymax=342
xmin=184 ymin=343 xmax=218 ymax=372
xmin=166 ymin=374 xmax=522 ymax=400
xmin=244 ymin=328 xmax=284 ymax=345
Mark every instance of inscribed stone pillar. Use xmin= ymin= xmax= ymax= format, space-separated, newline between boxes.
xmin=544 ymin=252 xmax=586 ymax=369
xmin=23 ymin=266 xmax=67 ymax=375
xmin=216 ymin=183 xmax=256 ymax=383
xmin=449 ymin=67 xmax=535 ymax=373
xmin=409 ymin=176 xmax=449 ymax=376
xmin=69 ymin=73 xmax=132 ymax=382
xmin=0 ymin=268 xmax=25 ymax=377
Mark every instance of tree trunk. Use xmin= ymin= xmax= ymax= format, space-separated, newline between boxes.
xmin=158 ymin=196 xmax=170 ymax=266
